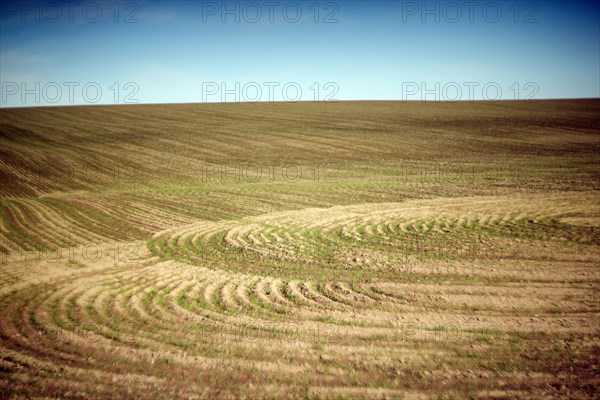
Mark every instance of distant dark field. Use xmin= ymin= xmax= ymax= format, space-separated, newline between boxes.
xmin=1 ymin=100 xmax=599 ymax=399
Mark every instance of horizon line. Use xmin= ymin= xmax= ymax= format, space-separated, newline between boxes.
xmin=2 ymin=97 xmax=600 ymax=110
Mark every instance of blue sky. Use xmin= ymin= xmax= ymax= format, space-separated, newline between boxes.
xmin=1 ymin=0 xmax=599 ymax=107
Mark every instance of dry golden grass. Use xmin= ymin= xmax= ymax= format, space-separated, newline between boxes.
xmin=1 ymin=100 xmax=599 ymax=399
